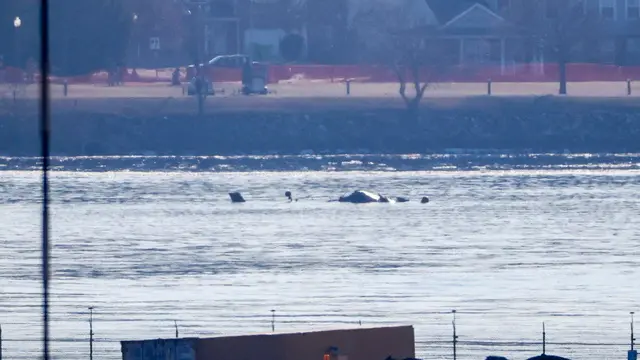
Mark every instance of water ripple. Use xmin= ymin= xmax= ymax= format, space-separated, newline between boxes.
xmin=1 ymin=155 xmax=639 ymax=360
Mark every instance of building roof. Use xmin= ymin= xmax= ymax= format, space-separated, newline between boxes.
xmin=348 ymin=0 xmax=438 ymax=28
xmin=425 ymin=0 xmax=490 ymax=24
xmin=441 ymin=2 xmax=506 ymax=30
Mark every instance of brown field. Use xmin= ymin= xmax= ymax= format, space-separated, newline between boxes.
xmin=2 ymin=80 xmax=640 ymax=115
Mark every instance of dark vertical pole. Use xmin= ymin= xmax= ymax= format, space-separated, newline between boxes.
xmin=175 ymin=320 xmax=179 ymax=338
xmin=271 ymin=310 xmax=276 ymax=332
xmin=39 ymin=0 xmax=52 ymax=359
xmin=632 ymin=312 xmax=636 ymax=351
xmin=0 ymin=324 xmax=3 ymax=360
xmin=558 ymin=58 xmax=567 ymax=95
xmin=14 ymin=23 xmax=18 ymax=68
xmin=89 ymin=307 xmax=94 ymax=360
xmin=452 ymin=310 xmax=458 ymax=360
xmin=542 ymin=322 xmax=546 ymax=355
xmin=191 ymin=5 xmax=204 ymax=116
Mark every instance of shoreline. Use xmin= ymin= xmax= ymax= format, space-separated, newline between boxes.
xmin=2 ymin=96 xmax=640 ymax=156
xmin=5 ymin=92 xmax=640 ymax=114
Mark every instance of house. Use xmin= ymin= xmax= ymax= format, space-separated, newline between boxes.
xmin=346 ymin=0 xmax=519 ymax=69
xmin=237 ymin=0 xmax=305 ymax=62
xmin=347 ymin=0 xmax=439 ymax=63
xmin=185 ymin=0 xmax=242 ymax=60
xmin=126 ymin=0 xmax=189 ymax=68
xmin=132 ymin=0 xmax=640 ymax=67
xmin=126 ymin=0 xmax=243 ymax=67
xmin=346 ymin=0 xmax=640 ymax=70
xmin=430 ymin=0 xmax=640 ymax=67
xmin=426 ymin=0 xmax=522 ymax=73
xmin=174 ymin=0 xmax=345 ymax=63
xmin=237 ymin=0 xmax=350 ymax=63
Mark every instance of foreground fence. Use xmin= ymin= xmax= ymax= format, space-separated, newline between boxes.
xmin=0 ymin=337 xmax=632 ymax=360
xmin=4 ymin=63 xmax=640 ymax=86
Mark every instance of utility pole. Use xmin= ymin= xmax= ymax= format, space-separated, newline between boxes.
xmin=542 ymin=322 xmax=546 ymax=355
xmin=1 ymin=324 xmax=3 ymax=360
xmin=452 ymin=310 xmax=458 ymax=360
xmin=630 ymin=312 xmax=638 ymax=360
xmin=89 ymin=307 xmax=94 ymax=360
xmin=190 ymin=2 xmax=205 ymax=116
xmin=175 ymin=320 xmax=179 ymax=338
xmin=632 ymin=312 xmax=636 ymax=351
xmin=271 ymin=310 xmax=276 ymax=332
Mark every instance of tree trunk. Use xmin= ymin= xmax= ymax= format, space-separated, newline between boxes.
xmin=406 ymin=98 xmax=420 ymax=123
xmin=395 ymin=64 xmax=428 ymax=124
xmin=198 ymin=93 xmax=204 ymax=115
xmin=558 ymin=58 xmax=567 ymax=95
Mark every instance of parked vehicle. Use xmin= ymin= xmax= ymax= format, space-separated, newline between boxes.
xmin=186 ymin=54 xmax=268 ymax=96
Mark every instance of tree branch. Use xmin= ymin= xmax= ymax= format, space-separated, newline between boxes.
xmin=394 ymin=64 xmax=410 ymax=105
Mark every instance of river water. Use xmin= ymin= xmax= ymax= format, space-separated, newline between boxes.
xmin=1 ymin=153 xmax=640 ymax=360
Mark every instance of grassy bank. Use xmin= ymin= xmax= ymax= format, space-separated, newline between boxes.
xmin=3 ymin=81 xmax=640 ymax=116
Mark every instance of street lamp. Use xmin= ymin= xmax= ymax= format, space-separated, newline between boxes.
xmin=13 ymin=16 xmax=21 ymax=68
xmin=132 ymin=13 xmax=140 ymax=66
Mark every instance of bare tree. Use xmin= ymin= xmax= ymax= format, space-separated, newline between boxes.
xmin=350 ymin=2 xmax=447 ymax=119
xmin=391 ymin=34 xmax=449 ymax=116
xmin=519 ymin=0 xmax=603 ymax=95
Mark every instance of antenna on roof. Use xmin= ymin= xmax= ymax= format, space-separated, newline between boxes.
xmin=175 ymin=320 xmax=179 ymax=338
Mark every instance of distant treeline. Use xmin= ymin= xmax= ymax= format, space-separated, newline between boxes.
xmin=0 ymin=0 xmax=131 ymax=76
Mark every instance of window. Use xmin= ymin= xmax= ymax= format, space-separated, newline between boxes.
xmin=600 ymin=0 xmax=616 ymax=19
xmin=628 ymin=0 xmax=640 ymax=19
xmin=149 ymin=37 xmax=160 ymax=50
